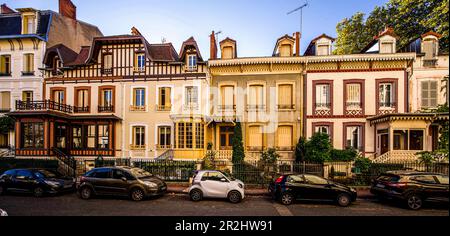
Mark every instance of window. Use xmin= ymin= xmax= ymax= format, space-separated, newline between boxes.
xmin=409 ymin=130 xmax=424 ymax=151
xmin=72 ymin=126 xmax=83 ymax=149
xmin=0 ymin=91 xmax=11 ymax=112
xmin=346 ymin=83 xmax=361 ymax=107
xmin=393 ymin=130 xmax=408 ymax=150
xmin=421 ymin=80 xmax=438 ymax=109
xmin=23 ymin=54 xmax=34 ymax=75
xmin=16 ymin=170 xmax=34 ymax=180
xmin=315 ymin=126 xmax=330 ymax=135
xmin=248 ymin=85 xmax=264 ymax=110
xmin=98 ymin=125 xmax=109 ymax=149
xmin=277 ymin=126 xmax=293 ymax=149
xmin=87 ymin=125 xmax=96 ymax=148
xmin=220 ymin=86 xmax=235 ymax=110
xmin=22 ymin=123 xmax=44 ymax=148
xmin=132 ymin=126 xmax=145 ymax=149
xmin=158 ymin=87 xmax=172 ymax=111
xmin=0 ymin=133 xmax=8 ymax=148
xmin=315 ymin=84 xmax=330 ymax=108
xmin=132 ymin=88 xmax=146 ymax=111
xmin=176 ymin=122 xmax=204 ymax=149
xmin=185 ymin=86 xmax=198 ymax=109
xmin=135 ymin=53 xmax=145 ymax=71
xmin=188 ymin=55 xmax=197 ymax=70
xmin=436 ymin=175 xmax=449 ymax=185
xmin=55 ymin=124 xmax=67 ymax=149
xmin=380 ymin=42 xmax=393 ymax=54
xmin=102 ymin=54 xmax=113 ymax=74
xmin=423 ymin=40 xmax=437 ymax=60
xmin=23 ymin=16 xmax=36 ymax=34
xmin=222 ymin=46 xmax=233 ymax=59
xmin=248 ymin=126 xmax=263 ymax=150
xmin=0 ymin=55 xmax=11 ymax=76
xmin=317 ymin=45 xmax=329 ymax=56
xmin=304 ymin=175 xmax=328 ymax=185
xmin=99 ymin=87 xmax=114 ymax=112
xmin=280 ymin=44 xmax=292 ymax=57
xmin=158 ymin=126 xmax=171 ymax=149
xmin=92 ymin=169 xmax=111 ymax=179
xmin=201 ymin=172 xmax=226 ymax=182
xmin=278 ymin=84 xmax=293 ymax=109
xmin=379 ymin=83 xmax=394 ymax=107
xmin=75 ymin=88 xmax=89 ymax=113
xmin=412 ymin=175 xmax=436 ymax=184
xmin=345 ymin=125 xmax=363 ymax=151
xmin=22 ymin=91 xmax=33 ymax=103
xmin=52 ymin=89 xmax=65 ymax=104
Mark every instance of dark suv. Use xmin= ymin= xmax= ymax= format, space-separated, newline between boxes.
xmin=76 ymin=166 xmax=167 ymax=201
xmin=0 ymin=169 xmax=74 ymax=197
xmin=371 ymin=171 xmax=449 ymax=210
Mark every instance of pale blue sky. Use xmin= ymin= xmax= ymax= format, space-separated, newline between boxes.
xmin=3 ymin=0 xmax=389 ymax=57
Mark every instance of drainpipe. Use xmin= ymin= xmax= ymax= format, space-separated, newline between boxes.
xmin=121 ymin=82 xmax=126 ymax=158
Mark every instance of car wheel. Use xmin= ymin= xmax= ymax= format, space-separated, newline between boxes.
xmin=130 ymin=188 xmax=145 ymax=201
xmin=79 ymin=186 xmax=93 ymax=200
xmin=406 ymin=194 xmax=423 ymax=210
xmin=337 ymin=193 xmax=351 ymax=207
xmin=33 ymin=187 xmax=44 ymax=198
xmin=190 ymin=189 xmax=203 ymax=202
xmin=228 ymin=191 xmax=242 ymax=204
xmin=280 ymin=192 xmax=294 ymax=205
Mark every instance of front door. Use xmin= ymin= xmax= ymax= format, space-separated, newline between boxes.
xmin=380 ymin=134 xmax=389 ymax=155
xmin=219 ymin=126 xmax=234 ymax=150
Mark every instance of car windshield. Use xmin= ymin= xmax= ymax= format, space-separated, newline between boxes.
xmin=34 ymin=170 xmax=58 ymax=178
xmin=130 ymin=168 xmax=153 ymax=179
xmin=220 ymin=171 xmax=235 ymax=181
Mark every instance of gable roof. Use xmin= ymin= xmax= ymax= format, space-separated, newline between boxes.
xmin=361 ymin=27 xmax=399 ymax=53
xmin=65 ymin=46 xmax=91 ymax=66
xmin=272 ymin=34 xmax=295 ymax=56
xmin=179 ymin=37 xmax=204 ymax=62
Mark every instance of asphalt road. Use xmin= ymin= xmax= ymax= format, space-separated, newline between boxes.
xmin=0 ymin=192 xmax=448 ymax=216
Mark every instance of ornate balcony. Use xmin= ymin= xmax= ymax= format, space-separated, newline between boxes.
xmin=378 ymin=102 xmax=397 ymax=115
xmin=345 ymin=102 xmax=363 ymax=116
xmin=15 ymin=100 xmax=73 ymax=113
xmin=98 ymin=105 xmax=114 ymax=113
xmin=156 ymin=104 xmax=172 ymax=111
xmin=314 ymin=103 xmax=331 ymax=116
xmin=130 ymin=105 xmax=147 ymax=112
xmin=74 ymin=106 xmax=90 ymax=113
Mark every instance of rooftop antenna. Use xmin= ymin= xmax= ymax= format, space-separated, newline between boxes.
xmin=287 ymin=1 xmax=309 ymax=36
xmin=215 ymin=30 xmax=222 ymax=43
xmin=161 ymin=37 xmax=167 ymax=44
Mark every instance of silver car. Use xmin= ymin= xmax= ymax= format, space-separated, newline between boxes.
xmin=188 ymin=170 xmax=245 ymax=203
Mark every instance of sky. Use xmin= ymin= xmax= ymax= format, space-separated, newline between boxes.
xmin=3 ymin=0 xmax=389 ymax=58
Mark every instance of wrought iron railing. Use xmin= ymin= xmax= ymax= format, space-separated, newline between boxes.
xmin=247 ymin=105 xmax=266 ymax=111
xmin=156 ymin=104 xmax=172 ymax=111
xmin=98 ymin=105 xmax=114 ymax=112
xmin=423 ymin=59 xmax=438 ymax=67
xmin=15 ymin=100 xmax=73 ymax=113
xmin=52 ymin=147 xmax=77 ymax=178
xmin=74 ymin=106 xmax=90 ymax=113
xmin=379 ymin=102 xmax=396 ymax=108
xmin=218 ymin=105 xmax=236 ymax=111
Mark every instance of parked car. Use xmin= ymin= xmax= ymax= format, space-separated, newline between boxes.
xmin=0 ymin=209 xmax=7 ymax=216
xmin=370 ymin=171 xmax=449 ymax=210
xmin=269 ymin=173 xmax=357 ymax=207
xmin=188 ymin=170 xmax=245 ymax=203
xmin=0 ymin=169 xmax=75 ymax=197
xmin=76 ymin=166 xmax=167 ymax=201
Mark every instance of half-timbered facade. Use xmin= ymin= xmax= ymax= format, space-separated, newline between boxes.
xmin=10 ymin=28 xmax=208 ymax=161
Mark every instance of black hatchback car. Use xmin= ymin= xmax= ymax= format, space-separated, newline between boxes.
xmin=269 ymin=174 xmax=357 ymax=207
xmin=76 ymin=166 xmax=167 ymax=201
xmin=0 ymin=169 xmax=75 ymax=197
xmin=370 ymin=171 xmax=449 ymax=210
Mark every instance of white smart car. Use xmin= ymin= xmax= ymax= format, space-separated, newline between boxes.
xmin=188 ymin=170 xmax=245 ymax=203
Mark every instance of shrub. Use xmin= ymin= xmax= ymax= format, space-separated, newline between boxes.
xmin=231 ymin=122 xmax=245 ymax=163
xmin=304 ymin=133 xmax=332 ymax=163
xmin=330 ymin=148 xmax=358 ymax=162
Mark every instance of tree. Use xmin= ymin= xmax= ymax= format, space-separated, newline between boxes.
xmin=294 ymin=137 xmax=307 ymax=162
xmin=0 ymin=116 xmax=14 ymax=135
xmin=335 ymin=0 xmax=449 ymax=54
xmin=231 ymin=122 xmax=245 ymax=163
xmin=304 ymin=133 xmax=332 ymax=163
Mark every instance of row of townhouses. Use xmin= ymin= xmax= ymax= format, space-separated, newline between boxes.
xmin=1 ymin=1 xmax=448 ymax=166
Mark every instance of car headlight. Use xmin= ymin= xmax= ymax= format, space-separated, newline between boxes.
xmin=44 ymin=180 xmax=60 ymax=188
xmin=143 ymin=181 xmax=157 ymax=188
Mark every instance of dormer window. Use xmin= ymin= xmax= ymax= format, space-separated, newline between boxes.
xmin=280 ymin=44 xmax=292 ymax=57
xmin=134 ymin=53 xmax=146 ymax=72
xmin=423 ymin=39 xmax=438 ymax=60
xmin=317 ymin=44 xmax=330 ymax=56
xmin=220 ymin=38 xmax=237 ymax=59
xmin=380 ymin=41 xmax=394 ymax=54
xmin=187 ymin=54 xmax=197 ymax=71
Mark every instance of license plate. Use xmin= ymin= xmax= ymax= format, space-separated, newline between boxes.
xmin=376 ymin=184 xmax=385 ymax=188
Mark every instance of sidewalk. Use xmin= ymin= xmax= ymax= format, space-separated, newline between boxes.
xmin=166 ymin=184 xmax=375 ymax=199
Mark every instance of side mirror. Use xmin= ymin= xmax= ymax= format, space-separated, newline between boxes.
xmin=121 ymin=177 xmax=127 ymax=182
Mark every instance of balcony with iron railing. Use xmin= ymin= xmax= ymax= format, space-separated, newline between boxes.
xmin=156 ymin=104 xmax=172 ymax=111
xmin=345 ymin=102 xmax=363 ymax=116
xmin=423 ymin=59 xmax=438 ymax=68
xmin=101 ymin=68 xmax=113 ymax=75
xmin=98 ymin=105 xmax=114 ymax=113
xmin=15 ymin=100 xmax=73 ymax=113
xmin=74 ymin=106 xmax=90 ymax=113
xmin=130 ymin=105 xmax=147 ymax=112
xmin=247 ymin=104 xmax=266 ymax=111
xmin=21 ymin=71 xmax=35 ymax=76
xmin=218 ymin=105 xmax=236 ymax=111
xmin=130 ymin=144 xmax=146 ymax=150
xmin=378 ymin=102 xmax=396 ymax=114
xmin=314 ymin=102 xmax=331 ymax=116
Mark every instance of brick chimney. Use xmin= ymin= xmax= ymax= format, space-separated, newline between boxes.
xmin=1 ymin=4 xmax=15 ymax=14
xmin=59 ymin=0 xmax=76 ymax=20
xmin=295 ymin=32 xmax=301 ymax=56
xmin=210 ymin=31 xmax=217 ymax=60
